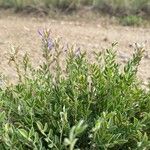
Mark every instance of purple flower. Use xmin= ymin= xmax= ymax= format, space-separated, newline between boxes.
xmin=38 ymin=28 xmax=54 ymax=51
xmin=47 ymin=38 xmax=54 ymax=50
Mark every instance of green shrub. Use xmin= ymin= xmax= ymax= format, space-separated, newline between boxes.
xmin=0 ymin=0 xmax=21 ymax=8
xmin=43 ymin=0 xmax=79 ymax=10
xmin=0 ymin=0 xmax=35 ymax=10
xmin=0 ymin=0 xmax=149 ymax=17
xmin=0 ymin=0 xmax=80 ymax=11
xmin=0 ymin=29 xmax=150 ymax=149
xmin=93 ymin=0 xmax=130 ymax=15
xmin=93 ymin=0 xmax=150 ymax=16
xmin=120 ymin=15 xmax=143 ymax=26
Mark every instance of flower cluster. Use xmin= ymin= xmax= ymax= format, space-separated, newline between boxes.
xmin=38 ymin=29 xmax=54 ymax=51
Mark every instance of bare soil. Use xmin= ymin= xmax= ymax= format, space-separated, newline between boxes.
xmin=0 ymin=11 xmax=150 ymax=86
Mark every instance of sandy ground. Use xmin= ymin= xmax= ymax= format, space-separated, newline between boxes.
xmin=0 ymin=11 xmax=150 ymax=86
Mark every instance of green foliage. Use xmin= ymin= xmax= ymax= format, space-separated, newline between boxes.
xmin=0 ymin=0 xmax=80 ymax=11
xmin=0 ymin=0 xmax=149 ymax=17
xmin=0 ymin=29 xmax=150 ymax=149
xmin=93 ymin=0 xmax=150 ymax=16
xmin=43 ymin=0 xmax=79 ymax=10
xmin=120 ymin=15 xmax=143 ymax=26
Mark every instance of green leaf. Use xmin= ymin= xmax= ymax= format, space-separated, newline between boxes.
xmin=18 ymin=129 xmax=28 ymax=139
xmin=29 ymin=127 xmax=35 ymax=138
xmin=36 ymin=121 xmax=43 ymax=132
xmin=4 ymin=123 xmax=10 ymax=132
xmin=48 ymin=143 xmax=54 ymax=148
xmin=64 ymin=138 xmax=71 ymax=146
xmin=43 ymin=123 xmax=48 ymax=132
xmin=0 ymin=111 xmax=5 ymax=121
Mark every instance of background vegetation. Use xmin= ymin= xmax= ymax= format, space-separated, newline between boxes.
xmin=0 ymin=0 xmax=149 ymax=17
xmin=0 ymin=29 xmax=150 ymax=149
xmin=0 ymin=0 xmax=149 ymax=26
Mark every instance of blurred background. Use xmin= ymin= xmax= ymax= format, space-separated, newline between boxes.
xmin=0 ymin=0 xmax=149 ymax=23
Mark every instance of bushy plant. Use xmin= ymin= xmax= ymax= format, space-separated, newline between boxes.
xmin=93 ymin=0 xmax=150 ymax=16
xmin=120 ymin=15 xmax=143 ymax=26
xmin=43 ymin=0 xmax=79 ymax=10
xmin=0 ymin=0 xmax=149 ymax=16
xmin=0 ymin=0 xmax=80 ymax=11
xmin=0 ymin=29 xmax=150 ymax=149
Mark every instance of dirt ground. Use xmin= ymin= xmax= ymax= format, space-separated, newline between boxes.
xmin=0 ymin=11 xmax=150 ymax=86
